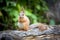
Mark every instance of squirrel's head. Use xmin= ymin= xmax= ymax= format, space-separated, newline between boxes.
xmin=19 ymin=8 xmax=25 ymax=18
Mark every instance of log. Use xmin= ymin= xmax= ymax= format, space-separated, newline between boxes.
xmin=0 ymin=25 xmax=60 ymax=40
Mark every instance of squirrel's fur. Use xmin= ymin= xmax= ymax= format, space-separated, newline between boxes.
xmin=30 ymin=23 xmax=48 ymax=31
xmin=18 ymin=9 xmax=30 ymax=31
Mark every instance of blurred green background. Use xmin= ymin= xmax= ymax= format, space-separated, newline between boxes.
xmin=0 ymin=0 xmax=56 ymax=30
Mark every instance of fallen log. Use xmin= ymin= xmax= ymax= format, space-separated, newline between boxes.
xmin=0 ymin=25 xmax=60 ymax=40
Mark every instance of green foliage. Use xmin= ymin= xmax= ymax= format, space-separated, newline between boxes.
xmin=0 ymin=0 xmax=49 ymax=30
xmin=25 ymin=9 xmax=38 ymax=24
xmin=49 ymin=19 xmax=55 ymax=25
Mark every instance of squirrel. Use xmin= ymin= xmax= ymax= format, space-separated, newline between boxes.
xmin=38 ymin=23 xmax=48 ymax=31
xmin=29 ymin=23 xmax=49 ymax=31
xmin=18 ymin=8 xmax=30 ymax=31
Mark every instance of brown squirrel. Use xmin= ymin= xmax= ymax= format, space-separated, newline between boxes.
xmin=29 ymin=23 xmax=48 ymax=31
xmin=38 ymin=23 xmax=48 ymax=31
xmin=18 ymin=8 xmax=30 ymax=31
